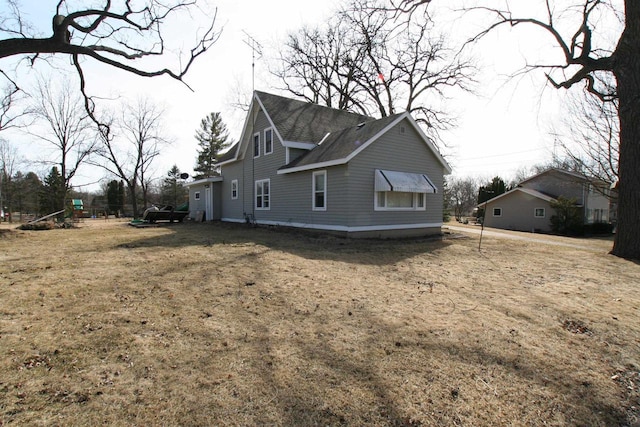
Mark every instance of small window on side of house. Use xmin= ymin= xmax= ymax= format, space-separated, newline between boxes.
xmin=253 ymin=133 xmax=260 ymax=158
xmin=231 ymin=179 xmax=238 ymax=200
xmin=534 ymin=208 xmax=545 ymax=218
xmin=194 ymin=192 xmax=200 ymax=200
xmin=493 ymin=207 xmax=502 ymax=217
xmin=264 ymin=128 xmax=273 ymax=155
xmin=312 ymin=170 xmax=327 ymax=211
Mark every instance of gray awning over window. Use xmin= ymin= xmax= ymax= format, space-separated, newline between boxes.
xmin=375 ymin=169 xmax=438 ymax=193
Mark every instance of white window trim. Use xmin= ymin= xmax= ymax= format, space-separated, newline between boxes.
xmin=264 ymin=128 xmax=273 ymax=155
xmin=255 ymin=179 xmax=270 ymax=210
xmin=194 ymin=191 xmax=200 ymax=200
xmin=253 ymin=133 xmax=260 ymax=158
xmin=231 ymin=179 xmax=238 ymax=200
xmin=374 ymin=191 xmax=427 ymax=211
xmin=312 ymin=170 xmax=327 ymax=211
xmin=534 ymin=207 xmax=545 ymax=218
xmin=493 ymin=207 xmax=502 ymax=217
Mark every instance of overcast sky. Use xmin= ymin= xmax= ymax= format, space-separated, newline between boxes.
xmin=3 ymin=0 xmax=583 ymax=192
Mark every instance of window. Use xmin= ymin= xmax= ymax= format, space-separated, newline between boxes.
xmin=194 ymin=191 xmax=200 ymax=200
xmin=255 ymin=179 xmax=270 ymax=210
xmin=231 ymin=180 xmax=238 ymax=200
xmin=253 ymin=133 xmax=260 ymax=157
xmin=264 ymin=128 xmax=273 ymax=155
xmin=312 ymin=171 xmax=327 ymax=211
xmin=534 ymin=208 xmax=545 ymax=218
xmin=493 ymin=207 xmax=502 ymax=217
xmin=375 ymin=191 xmax=426 ymax=211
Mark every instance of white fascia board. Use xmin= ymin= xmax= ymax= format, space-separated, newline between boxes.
xmin=278 ymin=112 xmax=451 ymax=175
xmin=282 ymin=140 xmax=316 ymax=149
xmin=478 ymin=187 xmax=555 ymax=207
xmin=278 ymin=115 xmax=407 ymax=174
xmin=402 ymin=113 xmax=452 ymax=174
xmin=277 ymin=158 xmax=346 ymax=174
xmin=254 ymin=93 xmax=285 ymax=147
xmin=184 ymin=176 xmax=223 ymax=187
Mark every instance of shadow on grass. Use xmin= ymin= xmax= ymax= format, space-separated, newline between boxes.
xmin=114 ymin=221 xmax=458 ymax=266
xmin=235 ymin=300 xmax=630 ymax=426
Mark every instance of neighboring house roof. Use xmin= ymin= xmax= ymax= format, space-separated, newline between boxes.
xmin=254 ymin=91 xmax=373 ymax=144
xmin=519 ymin=168 xmax=607 ymax=187
xmin=478 ymin=187 xmax=556 ymax=207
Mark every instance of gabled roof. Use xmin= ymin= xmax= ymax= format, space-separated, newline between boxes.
xmin=278 ymin=112 xmax=452 ymax=174
xmin=255 ymin=91 xmax=373 ymax=144
xmin=280 ymin=113 xmax=403 ymax=171
xmin=216 ymin=91 xmax=452 ymax=175
xmin=479 ymin=187 xmax=556 ymax=207
xmin=519 ymin=168 xmax=589 ymax=186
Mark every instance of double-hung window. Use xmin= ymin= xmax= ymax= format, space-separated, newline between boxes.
xmin=255 ymin=179 xmax=270 ymax=210
xmin=231 ymin=179 xmax=238 ymax=200
xmin=264 ymin=128 xmax=273 ymax=155
xmin=253 ymin=133 xmax=260 ymax=158
xmin=312 ymin=170 xmax=327 ymax=211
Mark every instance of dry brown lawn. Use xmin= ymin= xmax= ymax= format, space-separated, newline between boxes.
xmin=0 ymin=220 xmax=639 ymax=426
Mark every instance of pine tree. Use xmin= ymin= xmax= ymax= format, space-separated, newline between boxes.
xmin=106 ymin=180 xmax=125 ymax=217
xmin=39 ymin=167 xmax=65 ymax=215
xmin=161 ymin=165 xmax=188 ymax=207
xmin=194 ymin=112 xmax=231 ymax=179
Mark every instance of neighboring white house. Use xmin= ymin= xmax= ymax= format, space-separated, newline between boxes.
xmin=185 ymin=91 xmax=452 ymax=238
xmin=481 ymin=168 xmax=612 ymax=233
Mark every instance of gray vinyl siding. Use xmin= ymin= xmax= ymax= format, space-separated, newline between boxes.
xmin=346 ymin=118 xmax=445 ymax=227
xmin=217 ymin=109 xmax=447 ymax=235
xmin=484 ymin=192 xmax=553 ymax=232
xmin=220 ymin=161 xmax=245 ymax=220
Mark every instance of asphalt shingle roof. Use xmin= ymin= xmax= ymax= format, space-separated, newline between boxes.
xmin=255 ymin=91 xmax=373 ymax=144
xmin=280 ymin=113 xmax=405 ymax=170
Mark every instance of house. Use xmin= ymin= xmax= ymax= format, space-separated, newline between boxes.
xmin=185 ymin=91 xmax=452 ymax=238
xmin=480 ymin=168 xmax=611 ymax=233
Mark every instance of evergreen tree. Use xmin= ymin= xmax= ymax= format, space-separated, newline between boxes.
xmin=478 ymin=176 xmax=508 ymax=204
xmin=194 ymin=112 xmax=231 ymax=179
xmin=39 ymin=167 xmax=65 ymax=215
xmin=13 ymin=172 xmax=42 ymax=219
xmin=106 ymin=180 xmax=125 ymax=217
xmin=161 ymin=165 xmax=188 ymax=207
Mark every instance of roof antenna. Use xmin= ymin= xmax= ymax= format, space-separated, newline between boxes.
xmin=242 ymin=30 xmax=263 ymax=93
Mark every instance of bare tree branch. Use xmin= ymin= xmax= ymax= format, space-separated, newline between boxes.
xmin=0 ymin=1 xmax=221 ymax=133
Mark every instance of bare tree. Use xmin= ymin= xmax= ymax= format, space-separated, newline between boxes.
xmin=446 ymin=176 xmax=479 ymax=221
xmin=394 ymin=0 xmax=638 ymax=259
xmin=0 ymin=1 xmax=220 ymax=129
xmin=0 ymin=137 xmax=21 ymax=221
xmin=552 ymin=80 xmax=619 ymax=187
xmin=274 ymin=0 xmax=475 ymax=142
xmin=95 ymin=98 xmax=167 ymax=218
xmin=28 ymin=78 xmax=97 ymax=210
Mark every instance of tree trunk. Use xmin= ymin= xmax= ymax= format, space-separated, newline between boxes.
xmin=611 ymin=1 xmax=640 ymax=259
